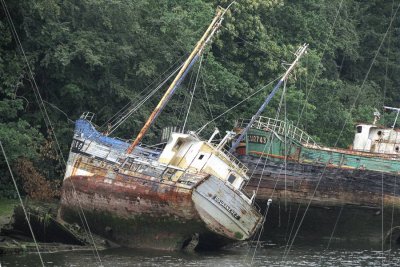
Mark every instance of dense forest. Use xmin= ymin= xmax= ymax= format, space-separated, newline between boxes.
xmin=0 ymin=0 xmax=399 ymax=198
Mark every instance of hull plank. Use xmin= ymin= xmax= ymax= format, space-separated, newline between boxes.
xmin=242 ymin=156 xmax=400 ymax=209
xmin=60 ymin=175 xmax=207 ymax=250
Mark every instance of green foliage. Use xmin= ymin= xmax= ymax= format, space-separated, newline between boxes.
xmin=1 ymin=0 xmax=400 ymax=197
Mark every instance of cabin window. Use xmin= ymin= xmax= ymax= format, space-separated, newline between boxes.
xmin=173 ymin=139 xmax=183 ymax=152
xmin=198 ymin=155 xmax=204 ymax=160
xmin=356 ymin=126 xmax=362 ymax=133
xmin=377 ymin=130 xmax=382 ymax=136
xmin=396 ymin=146 xmax=399 ymax=152
xmin=228 ymin=174 xmax=237 ymax=184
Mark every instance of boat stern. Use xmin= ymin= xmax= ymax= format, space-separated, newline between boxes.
xmin=192 ymin=175 xmax=262 ymax=241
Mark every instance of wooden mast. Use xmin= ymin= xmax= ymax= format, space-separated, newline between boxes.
xmin=126 ymin=8 xmax=224 ymax=154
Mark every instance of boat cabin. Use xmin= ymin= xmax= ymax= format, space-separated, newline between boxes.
xmin=352 ymin=124 xmax=400 ymax=154
xmin=158 ymin=132 xmax=249 ymax=191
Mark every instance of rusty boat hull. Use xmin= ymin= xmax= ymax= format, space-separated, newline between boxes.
xmin=234 ymin=116 xmax=400 ymax=247
xmin=58 ymin=118 xmax=262 ymax=250
xmin=60 ymin=172 xmax=230 ymax=250
xmin=242 ymin=155 xmax=400 ymax=247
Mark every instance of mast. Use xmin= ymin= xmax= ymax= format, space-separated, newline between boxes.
xmin=229 ymin=44 xmax=308 ymax=153
xmin=126 ymin=8 xmax=225 ymax=154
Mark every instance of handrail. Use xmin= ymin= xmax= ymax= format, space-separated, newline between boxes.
xmin=207 ymin=142 xmax=249 ymax=175
xmin=235 ymin=116 xmax=320 ymax=148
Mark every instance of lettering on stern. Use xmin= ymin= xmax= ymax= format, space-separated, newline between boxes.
xmin=212 ymin=195 xmax=241 ymax=220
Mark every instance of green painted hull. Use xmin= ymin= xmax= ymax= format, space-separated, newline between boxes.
xmin=245 ymin=128 xmax=400 ymax=174
xmin=239 ymin=127 xmax=400 ymax=246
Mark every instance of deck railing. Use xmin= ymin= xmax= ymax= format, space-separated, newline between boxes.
xmin=208 ymin=142 xmax=249 ymax=175
xmin=235 ymin=116 xmax=320 ymax=148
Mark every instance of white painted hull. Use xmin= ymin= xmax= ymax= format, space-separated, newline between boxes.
xmin=192 ymin=175 xmax=262 ymax=240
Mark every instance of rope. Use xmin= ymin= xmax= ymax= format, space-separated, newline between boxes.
xmin=282 ymin=2 xmax=400 ymax=261
xmin=200 ymin=72 xmax=217 ymax=129
xmin=2 ymin=1 xmax=66 ymax=167
xmin=43 ymin=100 xmax=75 ymax=124
xmin=107 ymin=62 xmax=184 ymax=135
xmin=1 ymin=2 xmax=103 ymax=263
xmin=242 ymin=82 xmax=288 ymax=264
xmin=388 ymin=176 xmax=397 ymax=260
xmin=384 ymin=0 xmax=395 ymax=260
xmin=219 ymin=25 xmax=282 ymax=61
xmin=283 ymin=80 xmax=288 ymax=210
xmin=0 ymin=141 xmax=45 ymax=267
xmin=102 ymin=56 xmax=187 ymax=131
xmin=183 ymin=55 xmax=203 ymax=132
xmin=196 ymin=77 xmax=280 ymax=134
xmin=295 ymin=0 xmax=345 ymax=128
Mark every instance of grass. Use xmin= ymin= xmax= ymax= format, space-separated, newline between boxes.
xmin=0 ymin=198 xmax=19 ymax=218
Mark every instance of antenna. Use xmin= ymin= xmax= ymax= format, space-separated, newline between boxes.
xmin=384 ymin=106 xmax=400 ymax=128
xmin=373 ymin=108 xmax=381 ymax=125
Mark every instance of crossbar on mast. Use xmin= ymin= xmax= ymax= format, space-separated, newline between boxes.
xmin=384 ymin=106 xmax=400 ymax=128
xmin=126 ymin=8 xmax=225 ymax=154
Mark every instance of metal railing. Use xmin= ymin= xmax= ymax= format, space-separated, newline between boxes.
xmin=80 ymin=111 xmax=96 ymax=122
xmin=208 ymin=142 xmax=249 ymax=175
xmin=235 ymin=116 xmax=320 ymax=148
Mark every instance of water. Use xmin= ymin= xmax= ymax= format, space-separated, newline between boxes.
xmin=1 ymin=245 xmax=400 ymax=267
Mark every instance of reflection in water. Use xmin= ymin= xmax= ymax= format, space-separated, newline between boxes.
xmin=1 ymin=245 xmax=400 ymax=266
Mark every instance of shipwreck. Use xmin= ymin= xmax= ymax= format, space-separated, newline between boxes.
xmin=235 ymin=109 xmax=400 ymax=246
xmin=58 ymin=7 xmax=263 ymax=251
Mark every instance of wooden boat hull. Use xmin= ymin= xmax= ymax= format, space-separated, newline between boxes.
xmin=193 ymin=175 xmax=262 ymax=241
xmin=241 ymin=155 xmax=400 ymax=247
xmin=233 ymin=123 xmax=400 ymax=247
xmin=59 ymin=118 xmax=262 ymax=250
xmin=60 ymin=173 xmax=230 ymax=250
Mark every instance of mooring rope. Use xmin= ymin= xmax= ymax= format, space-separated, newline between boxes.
xmin=242 ymin=80 xmax=289 ymax=264
xmin=0 ymin=141 xmax=45 ymax=267
xmin=0 ymin=2 xmax=103 ymax=264
xmin=282 ymin=2 xmax=400 ymax=262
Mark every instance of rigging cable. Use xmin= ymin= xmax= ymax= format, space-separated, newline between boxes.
xmin=201 ymin=73 xmax=217 ymax=128
xmin=183 ymin=54 xmax=204 ymax=132
xmin=249 ymin=95 xmax=288 ymax=266
xmin=196 ymin=77 xmax=280 ymax=134
xmin=243 ymin=81 xmax=288 ymax=264
xmin=0 ymin=141 xmax=45 ymax=267
xmin=384 ymin=0 xmax=395 ymax=261
xmin=107 ymin=62 xmax=184 ymax=135
xmin=176 ymin=61 xmax=196 ymax=125
xmin=1 ymin=0 xmax=66 ymax=166
xmin=102 ymin=54 xmax=188 ymax=131
xmin=282 ymin=2 xmax=400 ymax=262
xmin=101 ymin=23 xmax=213 ymax=130
xmin=0 ymin=1 xmax=103 ymax=264
xmin=294 ymin=0 xmax=345 ymax=129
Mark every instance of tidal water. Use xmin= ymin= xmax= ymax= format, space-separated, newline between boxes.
xmin=2 ymin=245 xmax=400 ymax=267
